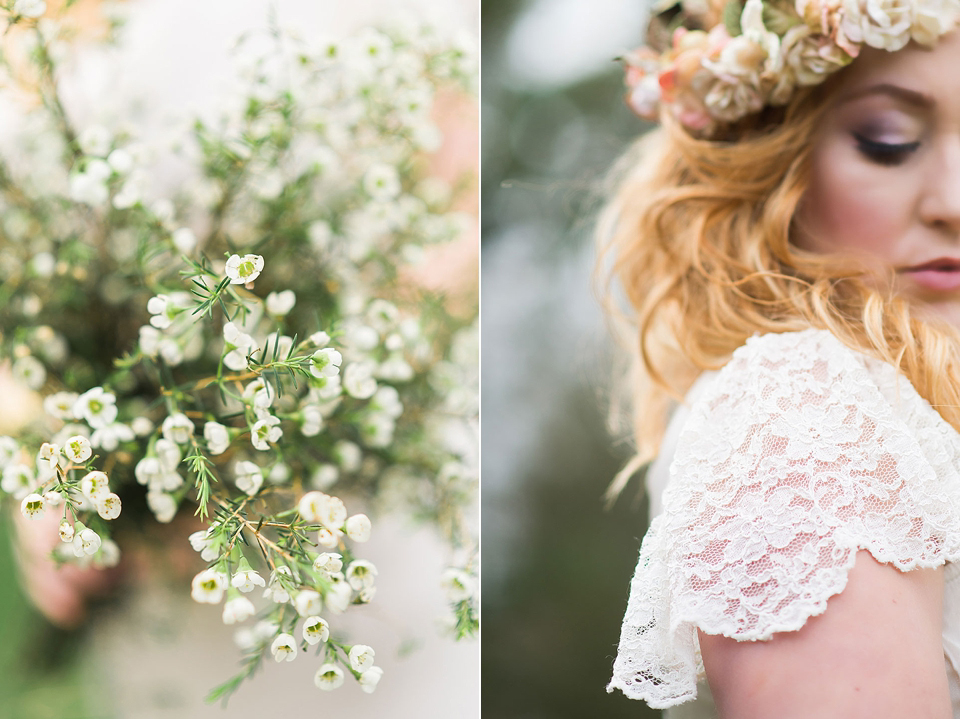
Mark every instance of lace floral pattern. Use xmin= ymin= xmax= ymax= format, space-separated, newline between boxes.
xmin=607 ymin=329 xmax=960 ymax=708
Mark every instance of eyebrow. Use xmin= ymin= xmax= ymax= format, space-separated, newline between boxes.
xmin=837 ymin=83 xmax=935 ymax=109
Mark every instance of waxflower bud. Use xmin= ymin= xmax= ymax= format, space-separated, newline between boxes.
xmin=58 ymin=518 xmax=74 ymax=542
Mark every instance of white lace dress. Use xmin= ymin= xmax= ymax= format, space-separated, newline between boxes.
xmin=607 ymin=328 xmax=960 ymax=717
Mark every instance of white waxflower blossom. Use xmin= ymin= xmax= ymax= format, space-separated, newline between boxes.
xmin=348 ymin=644 xmax=376 ymax=672
xmin=365 ymin=299 xmax=399 ymax=331
xmin=223 ymin=322 xmax=257 ymax=370
xmin=317 ymin=527 xmax=343 ymax=549
xmin=171 ymin=227 xmax=197 ymax=253
xmin=30 ymin=251 xmax=56 ymax=278
xmin=42 ymin=490 xmax=63 ymax=507
xmin=94 ymin=539 xmax=121 ymax=569
xmin=2 ymin=464 xmax=34 ymax=499
xmin=234 ymin=461 xmax=264 ymax=496
xmin=131 ymin=417 xmax=154 ymax=436
xmin=231 ymin=568 xmax=266 ymax=593
xmin=441 ymin=568 xmax=476 ymax=603
xmin=13 ymin=0 xmax=46 ymax=18
xmin=363 ymin=163 xmax=401 ymax=202
xmin=263 ymin=566 xmax=293 ymax=604
xmin=58 ymin=519 xmax=74 ymax=542
xmin=159 ymin=337 xmax=185 ymax=366
xmin=310 ymin=348 xmax=342 ymax=378
xmin=20 ymin=493 xmax=44 ymax=520
xmin=155 ymin=438 xmax=182 ymax=473
xmin=222 ymin=596 xmax=256 ymax=625
xmin=225 ymin=254 xmax=265 ymax=284
xmin=0 ymin=437 xmax=17 ymax=469
xmin=12 ymin=355 xmax=45 ymax=390
xmin=147 ymin=491 xmax=177 ymax=523
xmin=204 ymin=421 xmax=231 ymax=455
xmin=333 ymin=440 xmax=362 ymax=472
xmin=78 ymin=125 xmax=111 ymax=156
xmin=314 ymin=663 xmax=344 ymax=691
xmin=96 ymin=492 xmax=122 ymax=520
xmin=294 ymin=590 xmax=323 ymax=617
xmin=359 ymin=413 xmax=395 ymax=448
xmin=345 ymin=514 xmax=372 ymax=542
xmin=359 ymin=666 xmax=383 ymax=694
xmin=371 ymin=386 xmax=403 ymax=418
xmin=303 ymin=616 xmax=330 ymax=645
xmin=243 ymin=377 xmax=276 ymax=410
xmin=134 ymin=457 xmax=162 ymax=486
xmin=309 ymin=331 xmax=330 ymax=347
xmin=324 ymin=577 xmax=353 ymax=614
xmin=377 ymin=354 xmax=414 ymax=382
xmin=63 ymin=435 xmax=92 ymax=464
xmin=69 ymin=170 xmax=109 ymax=206
xmin=139 ymin=325 xmax=162 ymax=356
xmin=346 ymin=324 xmax=379 ymax=351
xmin=112 ymin=179 xmax=142 ymax=210
xmin=192 ymin=568 xmax=228 ymax=604
xmin=43 ymin=392 xmax=78 ymax=420
xmin=147 ymin=295 xmax=175 ymax=329
xmin=313 ymin=552 xmax=343 ymax=574
xmin=267 ymin=462 xmax=290 ymax=484
xmin=318 ymin=494 xmax=347 ymax=530
xmin=190 ymin=529 xmax=220 ymax=562
xmin=72 ymin=527 xmax=102 ymax=557
xmin=39 ymin=442 xmax=62 ymax=472
xmin=300 ymin=405 xmax=324 ymax=437
xmin=343 ymin=361 xmax=378 ymax=399
xmin=265 ymin=290 xmax=296 ymax=316
xmin=308 ymin=220 xmax=332 ymax=251
xmin=81 ymin=471 xmax=110 ymax=501
xmin=313 ymin=374 xmax=342 ymax=401
xmin=73 ymin=388 xmax=118 ymax=428
xmin=311 ymin=463 xmax=339 ymax=490
xmin=161 ymin=413 xmax=194 ymax=444
xmin=385 ymin=333 xmax=404 ymax=352
xmin=251 ymin=415 xmax=282 ymax=451
xmin=346 ymin=560 xmax=377 ymax=590
xmin=298 ymin=491 xmax=325 ymax=522
xmin=90 ymin=422 xmax=135 ymax=452
xmin=106 ymin=147 xmax=133 ymax=174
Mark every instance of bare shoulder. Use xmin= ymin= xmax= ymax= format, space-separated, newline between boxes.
xmin=699 ymin=550 xmax=949 ymax=719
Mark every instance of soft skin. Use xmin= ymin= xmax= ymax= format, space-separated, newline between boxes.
xmin=798 ymin=30 xmax=960 ymax=329
xmin=700 ymin=32 xmax=960 ymax=719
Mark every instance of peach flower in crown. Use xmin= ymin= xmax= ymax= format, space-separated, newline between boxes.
xmin=624 ymin=0 xmax=960 ymax=136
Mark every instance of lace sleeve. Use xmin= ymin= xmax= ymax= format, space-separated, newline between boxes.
xmin=607 ymin=329 xmax=960 ymax=708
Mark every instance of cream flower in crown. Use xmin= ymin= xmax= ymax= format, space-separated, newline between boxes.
xmin=624 ymin=0 xmax=960 ymax=134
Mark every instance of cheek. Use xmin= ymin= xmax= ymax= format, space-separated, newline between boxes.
xmin=800 ymin=151 xmax=913 ymax=258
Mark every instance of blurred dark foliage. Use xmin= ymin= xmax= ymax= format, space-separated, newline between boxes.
xmin=481 ymin=0 xmax=661 ymax=717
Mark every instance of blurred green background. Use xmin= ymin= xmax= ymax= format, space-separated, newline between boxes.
xmin=0 ymin=516 xmax=100 ymax=719
xmin=481 ymin=0 xmax=660 ymax=717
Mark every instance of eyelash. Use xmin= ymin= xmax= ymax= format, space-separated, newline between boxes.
xmin=853 ymin=132 xmax=921 ymax=166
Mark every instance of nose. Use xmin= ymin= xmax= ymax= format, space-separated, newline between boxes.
xmin=918 ymin=134 xmax=960 ymax=238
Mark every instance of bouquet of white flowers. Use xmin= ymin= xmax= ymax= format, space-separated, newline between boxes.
xmin=0 ymin=0 xmax=477 ymax=703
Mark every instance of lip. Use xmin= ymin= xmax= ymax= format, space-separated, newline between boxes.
xmin=900 ymin=257 xmax=960 ymax=292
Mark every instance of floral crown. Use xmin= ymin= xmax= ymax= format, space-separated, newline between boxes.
xmin=624 ymin=0 xmax=960 ymax=135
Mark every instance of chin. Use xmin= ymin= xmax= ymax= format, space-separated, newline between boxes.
xmin=914 ymin=300 xmax=960 ymax=332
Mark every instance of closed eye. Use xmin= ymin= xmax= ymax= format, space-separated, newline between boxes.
xmin=853 ymin=132 xmax=921 ymax=166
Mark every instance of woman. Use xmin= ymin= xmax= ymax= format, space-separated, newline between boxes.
xmin=603 ymin=0 xmax=960 ymax=716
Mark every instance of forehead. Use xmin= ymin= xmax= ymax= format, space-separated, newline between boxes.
xmin=832 ymin=30 xmax=960 ymax=107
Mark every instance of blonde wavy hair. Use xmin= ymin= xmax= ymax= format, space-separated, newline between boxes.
xmin=599 ymin=80 xmax=960 ymax=504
